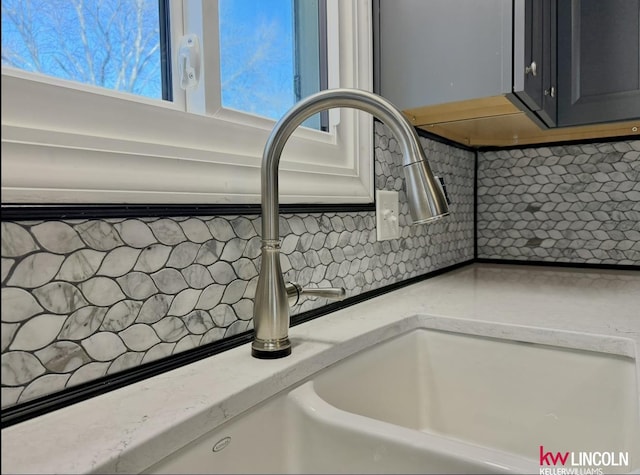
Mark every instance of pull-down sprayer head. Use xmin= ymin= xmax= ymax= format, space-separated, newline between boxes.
xmin=403 ymin=156 xmax=450 ymax=224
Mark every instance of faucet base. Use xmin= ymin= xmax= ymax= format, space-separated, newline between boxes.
xmin=252 ymin=346 xmax=292 ymax=359
xmin=251 ymin=337 xmax=292 ymax=359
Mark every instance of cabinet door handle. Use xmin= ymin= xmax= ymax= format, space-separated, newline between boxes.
xmin=525 ymin=61 xmax=537 ymax=76
xmin=544 ymin=86 xmax=556 ymax=98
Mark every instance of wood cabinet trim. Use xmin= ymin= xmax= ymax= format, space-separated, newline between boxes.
xmin=412 ymin=100 xmax=639 ymax=148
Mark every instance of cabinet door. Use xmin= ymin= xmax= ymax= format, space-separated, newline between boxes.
xmin=513 ymin=0 xmax=556 ymax=126
xmin=517 ymin=0 xmax=545 ymax=112
xmin=557 ymin=0 xmax=640 ymax=126
xmin=538 ymin=0 xmax=557 ymax=126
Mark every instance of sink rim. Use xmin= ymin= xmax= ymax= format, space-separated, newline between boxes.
xmin=308 ymin=324 xmax=640 ymax=470
xmin=145 ymin=321 xmax=640 ymax=474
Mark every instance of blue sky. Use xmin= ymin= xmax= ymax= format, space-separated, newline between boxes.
xmin=1 ymin=0 xmax=298 ymax=120
xmin=219 ymin=0 xmax=296 ymax=120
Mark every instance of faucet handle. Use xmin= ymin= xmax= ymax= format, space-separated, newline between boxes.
xmin=285 ymin=282 xmax=346 ymax=306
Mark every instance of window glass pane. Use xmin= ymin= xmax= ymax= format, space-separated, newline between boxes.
xmin=1 ymin=0 xmax=165 ymax=100
xmin=219 ymin=0 xmax=325 ymax=127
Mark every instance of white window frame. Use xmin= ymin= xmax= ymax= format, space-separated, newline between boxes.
xmin=0 ymin=0 xmax=373 ymax=205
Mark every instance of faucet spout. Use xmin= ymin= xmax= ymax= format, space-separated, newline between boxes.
xmin=252 ymin=88 xmax=449 ymax=359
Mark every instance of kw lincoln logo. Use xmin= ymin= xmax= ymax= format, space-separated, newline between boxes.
xmin=539 ymin=446 xmax=630 ymax=475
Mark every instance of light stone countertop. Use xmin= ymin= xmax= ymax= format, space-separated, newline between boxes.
xmin=2 ymin=263 xmax=639 ymax=474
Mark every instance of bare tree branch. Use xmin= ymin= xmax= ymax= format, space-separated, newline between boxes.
xmin=1 ymin=0 xmax=162 ymax=97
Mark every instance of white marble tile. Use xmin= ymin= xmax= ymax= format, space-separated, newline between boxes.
xmin=303 ymin=216 xmax=321 ymax=234
xmin=221 ymin=280 xmax=248 ymax=305
xmin=210 ymin=304 xmax=236 ymax=327
xmin=242 ymin=277 xmax=259 ymax=300
xmin=107 ymin=352 xmax=145 ymax=374
xmin=207 ymin=218 xmax=236 ymax=242
xmin=1 ymin=258 xmax=15 ymax=283
xmin=136 ymin=295 xmax=173 ymax=325
xmin=194 ymin=240 xmax=223 ymax=266
xmin=1 ymin=386 xmax=24 ymax=408
xmin=243 ymin=236 xmax=262 ymax=259
xmin=220 ymin=238 xmax=246 ymax=262
xmin=280 ymin=234 xmax=299 ymax=254
xmin=232 ymin=299 xmax=253 ymax=321
xmin=101 ymin=300 xmax=142 ymax=332
xmin=80 ymin=277 xmax=126 ymax=306
xmin=8 ymin=253 xmax=65 ymax=288
xmin=21 ymin=373 xmax=70 ymax=403
xmin=208 ymin=261 xmax=237 ymax=285
xmin=165 ymin=241 xmax=200 ymax=269
xmin=32 ymin=282 xmax=88 ymax=314
xmin=287 ymin=216 xmax=306 ymax=235
xmin=173 ymin=334 xmax=202 ymax=353
xmin=1 ymin=323 xmax=20 ymax=352
xmin=148 ymin=219 xmax=187 ymax=246
xmin=113 ymin=220 xmax=157 ymax=248
xmin=133 ymin=244 xmax=171 ymax=273
xmin=1 ymin=288 xmax=44 ymax=322
xmin=182 ymin=310 xmax=215 ymax=334
xmin=31 ymin=222 xmax=84 ymax=254
xmin=80 ymin=332 xmax=127 ymax=361
xmin=10 ymin=314 xmax=67 ymax=351
xmin=200 ymin=327 xmax=227 ymax=345
xmin=167 ymin=289 xmax=201 ymax=317
xmin=1 ymin=223 xmax=39 ymax=257
xmin=141 ymin=342 xmax=176 ymax=364
xmin=35 ymin=341 xmax=91 ymax=372
xmin=66 ymin=361 xmax=110 ymax=387
xmin=116 ymin=272 xmax=158 ymax=300
xmin=232 ymin=258 xmax=258 ymax=281
xmin=229 ymin=217 xmax=256 ymax=240
xmin=181 ymin=264 xmax=214 ymax=289
xmin=75 ymin=221 xmax=124 ymax=251
xmin=1 ymin=351 xmax=46 ymax=385
xmin=56 ymin=250 xmax=105 ymax=283
xmin=194 ymin=284 xmax=225 ymax=311
xmin=97 ymin=247 xmax=141 ymax=277
xmin=178 ymin=218 xmax=212 ymax=244
xmin=224 ymin=319 xmax=251 ymax=337
xmin=119 ymin=324 xmax=161 ymax=352
xmin=58 ymin=307 xmax=107 ymax=340
xmin=152 ymin=316 xmax=188 ymax=343
xmin=150 ymin=268 xmax=188 ymax=294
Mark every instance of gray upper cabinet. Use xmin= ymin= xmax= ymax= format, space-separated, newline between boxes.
xmin=557 ymin=0 xmax=640 ymax=127
xmin=375 ymin=0 xmax=639 ymax=130
xmin=374 ymin=0 xmax=513 ymax=111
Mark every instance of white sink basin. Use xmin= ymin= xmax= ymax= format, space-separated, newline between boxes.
xmin=143 ymin=391 xmax=293 ymax=474
xmin=144 ymin=383 xmax=516 ymax=474
xmin=144 ymin=327 xmax=640 ymax=474
xmin=313 ymin=329 xmax=640 ymax=471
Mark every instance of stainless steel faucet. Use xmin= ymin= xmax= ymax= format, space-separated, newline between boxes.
xmin=252 ymin=88 xmax=450 ymax=359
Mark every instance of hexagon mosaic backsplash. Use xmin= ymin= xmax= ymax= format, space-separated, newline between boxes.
xmin=477 ymin=140 xmax=640 ymax=264
xmin=1 ymin=124 xmax=475 ymax=409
